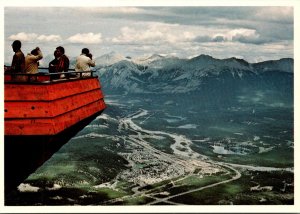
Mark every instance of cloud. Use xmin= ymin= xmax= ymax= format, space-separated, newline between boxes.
xmin=193 ymin=28 xmax=272 ymax=45
xmin=8 ymin=32 xmax=62 ymax=43
xmin=229 ymin=28 xmax=273 ymax=45
xmin=67 ymin=33 xmax=102 ymax=44
xmin=74 ymin=7 xmax=144 ymax=14
xmin=111 ymin=23 xmax=196 ymax=45
xmin=229 ymin=28 xmax=260 ymax=44
xmin=254 ymin=7 xmax=293 ymax=24
xmin=8 ymin=32 xmax=38 ymax=41
xmin=212 ymin=35 xmax=227 ymax=42
xmin=37 ymin=35 xmax=62 ymax=42
xmin=193 ymin=35 xmax=212 ymax=43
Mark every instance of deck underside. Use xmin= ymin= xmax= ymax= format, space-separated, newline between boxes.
xmin=5 ymin=110 xmax=104 ymax=196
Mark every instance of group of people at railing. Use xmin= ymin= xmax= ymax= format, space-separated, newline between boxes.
xmin=5 ymin=40 xmax=96 ymax=81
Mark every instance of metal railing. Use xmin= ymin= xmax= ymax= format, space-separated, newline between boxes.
xmin=4 ymin=66 xmax=96 ymax=83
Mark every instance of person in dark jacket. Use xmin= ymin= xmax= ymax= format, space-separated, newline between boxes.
xmin=48 ymin=46 xmax=70 ymax=80
xmin=49 ymin=50 xmax=59 ymax=80
xmin=10 ymin=40 xmax=25 ymax=73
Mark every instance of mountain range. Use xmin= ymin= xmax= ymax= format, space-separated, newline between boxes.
xmin=94 ymin=53 xmax=293 ymax=99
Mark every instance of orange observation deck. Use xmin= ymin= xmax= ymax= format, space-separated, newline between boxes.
xmin=5 ymin=70 xmax=106 ymax=135
xmin=4 ymin=69 xmax=106 ymax=194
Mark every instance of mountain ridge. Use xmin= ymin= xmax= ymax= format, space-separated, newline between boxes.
xmin=96 ymin=53 xmax=293 ymax=95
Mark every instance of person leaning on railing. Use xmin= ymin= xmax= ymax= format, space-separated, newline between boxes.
xmin=75 ymin=48 xmax=95 ymax=77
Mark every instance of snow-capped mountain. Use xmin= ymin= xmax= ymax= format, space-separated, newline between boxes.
xmin=96 ymin=54 xmax=293 ymax=96
xmin=133 ymin=54 xmax=166 ymax=64
xmin=95 ymin=51 xmax=129 ymax=66
xmin=98 ymin=60 xmax=145 ymax=93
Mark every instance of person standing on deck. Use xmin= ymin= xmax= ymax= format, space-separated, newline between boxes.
xmin=24 ymin=47 xmax=43 ymax=74
xmin=49 ymin=46 xmax=69 ymax=79
xmin=49 ymin=50 xmax=59 ymax=80
xmin=75 ymin=48 xmax=95 ymax=77
xmin=5 ymin=40 xmax=25 ymax=75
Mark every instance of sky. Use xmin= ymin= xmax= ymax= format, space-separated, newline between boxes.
xmin=4 ymin=6 xmax=294 ymax=64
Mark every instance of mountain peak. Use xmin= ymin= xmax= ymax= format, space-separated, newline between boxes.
xmin=188 ymin=54 xmax=218 ymax=64
xmin=95 ymin=52 xmax=127 ymax=66
xmin=132 ymin=54 xmax=168 ymax=65
xmin=193 ymin=54 xmax=214 ymax=60
xmin=225 ymin=57 xmax=250 ymax=66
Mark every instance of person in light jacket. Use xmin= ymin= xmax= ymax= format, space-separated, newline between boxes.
xmin=24 ymin=47 xmax=43 ymax=74
xmin=75 ymin=48 xmax=95 ymax=77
